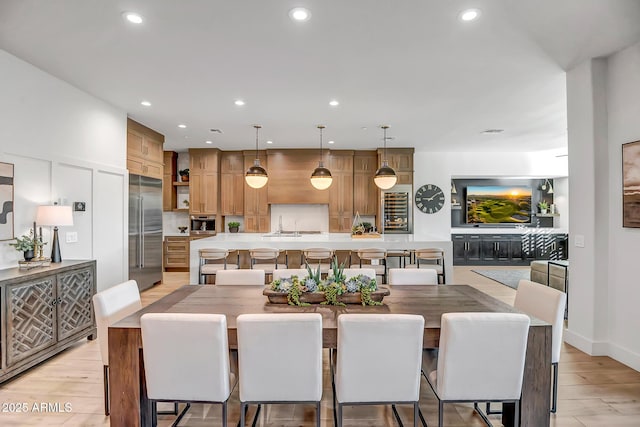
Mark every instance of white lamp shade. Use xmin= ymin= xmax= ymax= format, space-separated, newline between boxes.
xmin=310 ymin=176 xmax=333 ymax=190
xmin=245 ymin=175 xmax=268 ymax=189
xmin=36 ymin=205 xmax=74 ymax=226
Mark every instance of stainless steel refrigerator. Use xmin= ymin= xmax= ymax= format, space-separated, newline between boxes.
xmin=129 ymin=174 xmax=163 ymax=292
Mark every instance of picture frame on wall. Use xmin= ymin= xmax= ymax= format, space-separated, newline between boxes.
xmin=0 ymin=162 xmax=15 ymax=241
xmin=622 ymin=140 xmax=640 ymax=228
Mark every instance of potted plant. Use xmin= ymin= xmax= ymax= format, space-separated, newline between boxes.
xmin=538 ymin=200 xmax=549 ymax=214
xmin=361 ymin=222 xmax=373 ymax=233
xmin=9 ymin=232 xmax=44 ymax=261
xmin=227 ymin=221 xmax=240 ymax=233
xmin=179 ymin=168 xmax=190 ymax=182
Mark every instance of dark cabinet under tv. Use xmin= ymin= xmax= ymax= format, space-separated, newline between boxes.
xmin=452 ymin=233 xmax=568 ymax=266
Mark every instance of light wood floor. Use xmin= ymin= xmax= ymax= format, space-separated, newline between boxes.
xmin=1 ymin=267 xmax=639 ymax=426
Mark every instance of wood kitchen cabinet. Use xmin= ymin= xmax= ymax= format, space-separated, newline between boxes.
xmin=329 ymin=151 xmax=354 ymax=232
xmin=189 ymin=149 xmax=219 ymax=215
xmin=164 ymin=236 xmax=189 ymax=271
xmin=127 ymin=119 xmax=164 ymax=180
xmin=220 ymin=151 xmax=244 ymax=216
xmin=243 ymin=151 xmax=269 ymax=232
xmin=353 ymin=151 xmax=378 ymax=216
xmin=163 ymin=151 xmax=178 ymax=211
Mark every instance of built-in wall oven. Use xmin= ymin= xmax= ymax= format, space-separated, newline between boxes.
xmin=382 ymin=184 xmax=413 ymax=234
xmin=190 ymin=215 xmax=216 ymax=236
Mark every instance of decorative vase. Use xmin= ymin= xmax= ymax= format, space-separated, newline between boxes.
xmin=229 ymin=227 xmax=239 ymax=233
xmin=541 ymin=209 xmax=548 ymax=214
xmin=23 ymin=249 xmax=34 ymax=261
xmin=181 ymin=175 xmax=189 ymax=182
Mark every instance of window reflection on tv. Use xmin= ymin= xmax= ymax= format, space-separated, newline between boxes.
xmin=466 ymin=186 xmax=532 ymax=224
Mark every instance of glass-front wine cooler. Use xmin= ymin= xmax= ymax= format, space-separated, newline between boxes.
xmin=382 ymin=185 xmax=413 ymax=234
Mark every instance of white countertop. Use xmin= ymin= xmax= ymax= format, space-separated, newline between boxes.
xmin=163 ymin=232 xmax=190 ymax=237
xmin=451 ymin=227 xmax=568 ymax=235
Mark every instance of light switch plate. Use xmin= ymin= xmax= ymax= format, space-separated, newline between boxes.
xmin=574 ymin=234 xmax=585 ymax=247
xmin=66 ymin=232 xmax=78 ymax=243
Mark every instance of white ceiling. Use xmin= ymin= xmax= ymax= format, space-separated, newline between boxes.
xmin=1 ymin=0 xmax=639 ymax=153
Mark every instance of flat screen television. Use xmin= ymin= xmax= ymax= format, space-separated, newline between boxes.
xmin=466 ymin=185 xmax=532 ymax=224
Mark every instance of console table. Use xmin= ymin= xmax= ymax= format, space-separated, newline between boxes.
xmin=0 ymin=260 xmax=96 ymax=383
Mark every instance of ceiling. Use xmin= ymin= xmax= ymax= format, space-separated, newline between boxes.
xmin=2 ymin=0 xmax=639 ymax=153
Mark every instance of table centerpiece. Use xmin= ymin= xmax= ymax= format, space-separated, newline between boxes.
xmin=263 ymin=258 xmax=389 ymax=306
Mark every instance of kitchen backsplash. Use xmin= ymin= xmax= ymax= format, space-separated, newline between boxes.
xmin=270 ymin=204 xmax=329 ymax=232
xmin=163 ymin=211 xmax=189 ymax=235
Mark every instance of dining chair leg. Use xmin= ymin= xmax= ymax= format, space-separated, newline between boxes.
xmin=551 ymin=362 xmax=559 ymax=413
xmin=316 ymin=401 xmax=321 ymax=427
xmin=103 ymin=365 xmax=109 ymax=416
xmin=391 ymin=404 xmax=404 ymax=426
xmin=222 ymin=401 xmax=227 ymax=427
xmin=515 ymin=400 xmax=520 ymax=427
xmin=240 ymin=402 xmax=246 ymax=427
xmin=414 ymin=402 xmax=419 ymax=427
xmin=438 ymin=401 xmax=444 ymax=427
xmin=151 ymin=400 xmax=158 ymax=427
xmin=336 ymin=402 xmax=342 ymax=427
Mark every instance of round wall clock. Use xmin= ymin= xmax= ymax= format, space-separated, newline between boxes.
xmin=415 ymin=184 xmax=445 ymax=214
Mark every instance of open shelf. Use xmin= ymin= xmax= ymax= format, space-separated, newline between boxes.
xmin=173 ymin=181 xmax=190 ymax=186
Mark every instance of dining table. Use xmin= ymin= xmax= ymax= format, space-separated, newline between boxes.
xmin=108 ymin=284 xmax=551 ymax=427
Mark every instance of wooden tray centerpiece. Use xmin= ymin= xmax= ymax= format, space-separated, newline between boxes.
xmin=264 ymin=259 xmax=390 ymax=306
xmin=350 ymin=212 xmax=380 ymax=239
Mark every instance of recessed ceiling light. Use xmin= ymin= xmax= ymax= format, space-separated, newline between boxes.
xmin=234 ymin=100 xmax=245 ymax=106
xmin=329 ymin=100 xmax=339 ymax=107
xmin=289 ymin=8 xmax=311 ymax=22
xmin=205 ymin=140 xmax=213 ymax=144
xmin=460 ymin=9 xmax=481 ymax=22
xmin=122 ymin=12 xmax=143 ymax=24
xmin=140 ymin=100 xmax=151 ymax=107
xmin=266 ymin=140 xmax=273 ymax=144
xmin=481 ymin=129 xmax=504 ymax=134
xmin=178 ymin=124 xmax=187 ymax=129
xmin=361 ymin=127 xmax=368 ymax=131
xmin=328 ymin=140 xmax=335 ymax=144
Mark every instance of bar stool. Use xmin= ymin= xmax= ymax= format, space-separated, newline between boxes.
xmin=300 ymin=248 xmax=334 ymax=276
xmin=199 ymin=249 xmax=239 ymax=284
xmin=249 ymin=248 xmax=287 ymax=283
xmin=350 ymin=248 xmax=387 ymax=284
xmin=386 ymin=249 xmax=412 ymax=268
xmin=406 ymin=248 xmax=445 ymax=284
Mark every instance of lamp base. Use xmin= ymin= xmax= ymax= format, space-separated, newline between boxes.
xmin=50 ymin=227 xmax=62 ymax=263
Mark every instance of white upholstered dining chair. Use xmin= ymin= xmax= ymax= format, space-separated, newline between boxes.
xmin=141 ymin=313 xmax=236 ymax=427
xmin=237 ymin=313 xmax=323 ymax=426
xmin=388 ymin=268 xmax=438 ymax=285
xmin=423 ymin=312 xmax=530 ymax=427
xmin=514 ymin=279 xmax=566 ymax=413
xmin=214 ymin=269 xmax=265 ymax=286
xmin=334 ymin=314 xmax=425 ymax=427
xmin=92 ymin=279 xmax=143 ymax=416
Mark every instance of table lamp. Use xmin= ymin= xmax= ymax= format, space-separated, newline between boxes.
xmin=36 ymin=204 xmax=74 ymax=263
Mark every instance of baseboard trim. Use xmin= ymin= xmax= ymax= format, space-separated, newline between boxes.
xmin=564 ymin=329 xmax=640 ymax=371
xmin=563 ymin=329 xmax=608 ymax=356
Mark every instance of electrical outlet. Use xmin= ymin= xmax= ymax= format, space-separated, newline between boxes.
xmin=66 ymin=232 xmax=78 ymax=243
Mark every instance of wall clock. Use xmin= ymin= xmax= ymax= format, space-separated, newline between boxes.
xmin=415 ymin=184 xmax=445 ymax=214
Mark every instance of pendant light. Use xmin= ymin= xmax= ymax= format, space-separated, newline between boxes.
xmin=374 ymin=125 xmax=397 ymax=189
xmin=310 ymin=125 xmax=333 ymax=190
xmin=245 ymin=125 xmax=268 ymax=189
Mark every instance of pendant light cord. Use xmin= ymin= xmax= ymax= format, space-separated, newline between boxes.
xmin=318 ymin=125 xmax=325 ymax=166
xmin=382 ymin=125 xmax=389 ymax=166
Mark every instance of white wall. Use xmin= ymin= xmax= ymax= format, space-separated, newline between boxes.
xmin=0 ymin=50 xmax=128 ymax=290
xmin=565 ymin=42 xmax=640 ymax=371
xmin=412 ymin=150 xmax=569 ymax=240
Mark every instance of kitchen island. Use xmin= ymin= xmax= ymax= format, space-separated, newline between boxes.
xmin=189 ymin=233 xmax=453 ymax=284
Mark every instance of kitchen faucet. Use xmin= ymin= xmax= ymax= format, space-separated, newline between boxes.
xmin=278 ymin=215 xmax=283 ymax=234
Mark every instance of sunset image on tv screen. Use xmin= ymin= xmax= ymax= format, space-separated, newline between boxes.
xmin=466 ymin=186 xmax=532 ymax=223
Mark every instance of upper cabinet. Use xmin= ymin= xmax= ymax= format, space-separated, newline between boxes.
xmin=328 ymin=151 xmax=354 ymax=232
xmin=243 ymin=151 xmax=269 ymax=232
xmin=127 ymin=119 xmax=164 ymax=180
xmin=267 ymin=150 xmax=330 ymax=204
xmin=379 ymin=148 xmax=414 ymax=186
xmin=353 ymin=151 xmax=378 ymax=216
xmin=189 ymin=148 xmax=219 ymax=215
xmin=220 ymin=151 xmax=244 ymax=216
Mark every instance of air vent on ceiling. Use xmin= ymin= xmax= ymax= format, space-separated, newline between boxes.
xmin=481 ymin=129 xmax=504 ymax=134
xmin=210 ymin=128 xmax=223 ymax=134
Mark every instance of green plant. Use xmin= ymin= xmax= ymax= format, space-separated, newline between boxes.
xmin=328 ymin=257 xmax=347 ymax=284
xmin=320 ymin=282 xmax=346 ymax=307
xmin=351 ymin=224 xmax=365 ymax=234
xmin=9 ymin=232 xmax=45 ymax=252
xmin=538 ymin=201 xmax=549 ymax=210
xmin=360 ymin=221 xmax=373 ymax=231
xmin=305 ymin=261 xmax=322 ymax=284
xmin=227 ymin=221 xmax=240 ymax=228
xmin=179 ymin=168 xmax=189 ymax=176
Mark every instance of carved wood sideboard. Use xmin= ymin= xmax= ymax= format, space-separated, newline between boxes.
xmin=0 ymin=260 xmax=96 ymax=383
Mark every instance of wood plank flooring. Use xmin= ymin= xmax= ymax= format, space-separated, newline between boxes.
xmin=0 ymin=267 xmax=638 ymax=426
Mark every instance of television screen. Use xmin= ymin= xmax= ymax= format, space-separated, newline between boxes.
xmin=466 ymin=185 xmax=532 ymax=224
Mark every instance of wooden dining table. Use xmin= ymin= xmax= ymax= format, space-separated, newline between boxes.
xmin=108 ymin=284 xmax=551 ymax=427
